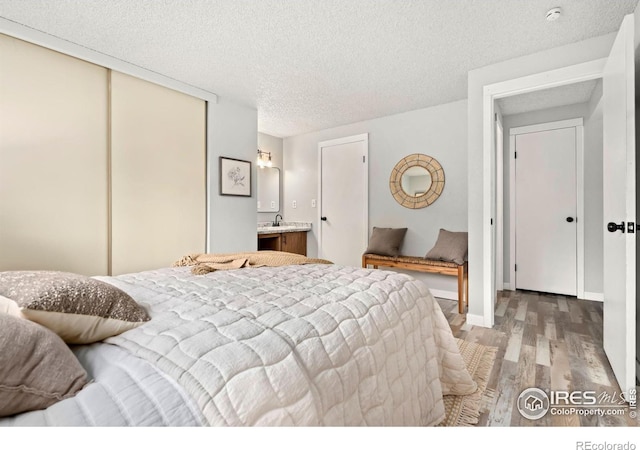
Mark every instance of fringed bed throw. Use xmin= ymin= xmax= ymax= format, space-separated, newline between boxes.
xmin=173 ymin=251 xmax=332 ymax=275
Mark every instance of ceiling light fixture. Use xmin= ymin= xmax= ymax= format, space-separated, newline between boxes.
xmin=257 ymin=149 xmax=272 ymax=168
xmin=546 ymin=7 xmax=561 ymax=22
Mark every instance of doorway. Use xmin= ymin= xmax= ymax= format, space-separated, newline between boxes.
xmin=479 ymin=14 xmax=636 ymax=395
xmin=510 ymin=119 xmax=583 ymax=297
xmin=317 ymin=134 xmax=368 ymax=267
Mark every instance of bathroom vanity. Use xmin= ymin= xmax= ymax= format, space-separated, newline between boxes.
xmin=257 ymin=223 xmax=312 ymax=256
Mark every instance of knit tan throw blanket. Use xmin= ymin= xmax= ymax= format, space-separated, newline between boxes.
xmin=173 ymin=251 xmax=333 ymax=275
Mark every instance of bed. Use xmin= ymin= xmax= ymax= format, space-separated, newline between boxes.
xmin=0 ymin=260 xmax=476 ymax=426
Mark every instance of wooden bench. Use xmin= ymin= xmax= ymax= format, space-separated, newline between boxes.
xmin=362 ymin=253 xmax=468 ymax=314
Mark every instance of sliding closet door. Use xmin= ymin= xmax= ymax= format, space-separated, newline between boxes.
xmin=0 ymin=34 xmax=108 ymax=275
xmin=110 ymin=72 xmax=206 ymax=275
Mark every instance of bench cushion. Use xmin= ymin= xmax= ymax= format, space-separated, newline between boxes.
xmin=363 ymin=253 xmax=460 ymax=269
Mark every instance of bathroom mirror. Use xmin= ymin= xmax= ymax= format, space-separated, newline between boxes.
xmin=257 ymin=167 xmax=280 ymax=212
xmin=389 ymin=153 xmax=445 ymax=209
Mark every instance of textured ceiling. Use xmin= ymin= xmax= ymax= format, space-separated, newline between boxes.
xmin=0 ymin=0 xmax=637 ymax=137
xmin=498 ymin=79 xmax=599 ymax=116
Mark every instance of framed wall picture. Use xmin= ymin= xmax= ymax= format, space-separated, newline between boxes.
xmin=219 ymin=156 xmax=251 ymax=197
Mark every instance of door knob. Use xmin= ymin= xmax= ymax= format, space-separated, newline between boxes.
xmin=607 ymin=222 xmax=625 ymax=233
xmin=321 ymin=217 xmax=327 ymax=221
xmin=566 ymin=217 xmax=574 ymax=223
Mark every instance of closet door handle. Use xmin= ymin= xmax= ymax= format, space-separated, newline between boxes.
xmin=607 ymin=221 xmax=625 ymax=233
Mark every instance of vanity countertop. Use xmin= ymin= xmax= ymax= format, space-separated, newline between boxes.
xmin=257 ymin=221 xmax=312 ymax=235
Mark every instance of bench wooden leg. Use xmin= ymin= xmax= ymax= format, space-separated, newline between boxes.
xmin=457 ymin=265 xmax=464 ymax=314
xmin=464 ymin=263 xmax=469 ymax=313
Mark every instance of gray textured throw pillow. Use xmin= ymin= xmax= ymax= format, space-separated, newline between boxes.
xmin=364 ymin=227 xmax=408 ymax=257
xmin=0 ymin=271 xmax=150 ymax=344
xmin=0 ymin=313 xmax=88 ymax=417
xmin=425 ymin=229 xmax=468 ymax=265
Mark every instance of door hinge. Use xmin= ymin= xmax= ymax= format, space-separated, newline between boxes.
xmin=495 ymin=113 xmax=498 ymax=121
xmin=514 ymin=264 xmax=517 ymax=272
xmin=628 ymin=222 xmax=635 ymax=233
xmin=362 ymin=155 xmax=365 ymax=163
xmin=514 ymin=152 xmax=517 ymax=159
xmin=491 ymin=218 xmax=493 ymax=225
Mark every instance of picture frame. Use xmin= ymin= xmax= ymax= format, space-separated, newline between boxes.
xmin=219 ymin=156 xmax=252 ymax=197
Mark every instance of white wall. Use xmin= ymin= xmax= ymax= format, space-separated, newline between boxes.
xmin=494 ymin=102 xmax=504 ymax=298
xmin=257 ymin=132 xmax=284 ymax=223
xmin=583 ymin=81 xmax=604 ymax=295
xmin=208 ymin=98 xmax=259 ymax=253
xmin=284 ymin=99 xmax=468 ymax=296
xmin=467 ymin=32 xmax=616 ymax=324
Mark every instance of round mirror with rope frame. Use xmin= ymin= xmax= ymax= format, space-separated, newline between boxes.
xmin=389 ymin=153 xmax=445 ymax=209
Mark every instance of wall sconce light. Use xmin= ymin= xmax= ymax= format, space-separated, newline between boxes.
xmin=257 ymin=149 xmax=272 ymax=168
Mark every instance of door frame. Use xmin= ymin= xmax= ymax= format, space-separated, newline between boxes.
xmin=508 ymin=118 xmax=585 ymax=298
xmin=470 ymin=57 xmax=606 ymax=328
xmin=317 ymin=133 xmax=369 ymax=261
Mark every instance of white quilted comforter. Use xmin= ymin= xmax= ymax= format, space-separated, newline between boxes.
xmin=97 ymin=264 xmax=476 ymax=426
xmin=0 ymin=344 xmax=205 ymax=426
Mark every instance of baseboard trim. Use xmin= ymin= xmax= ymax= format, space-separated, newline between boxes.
xmin=503 ymin=282 xmax=512 ymax=291
xmin=583 ymin=291 xmax=604 ymax=302
xmin=466 ymin=314 xmax=490 ymax=327
xmin=429 ymin=289 xmax=457 ymax=301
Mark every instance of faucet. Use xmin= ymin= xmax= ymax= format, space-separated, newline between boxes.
xmin=273 ymin=214 xmax=283 ymax=226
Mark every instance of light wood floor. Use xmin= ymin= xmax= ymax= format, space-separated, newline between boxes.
xmin=437 ymin=290 xmax=638 ymax=426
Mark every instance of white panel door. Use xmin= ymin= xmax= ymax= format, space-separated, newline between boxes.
xmin=319 ymin=135 xmax=368 ymax=267
xmin=515 ymin=127 xmax=577 ymax=295
xmin=602 ymin=14 xmax=636 ymax=396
